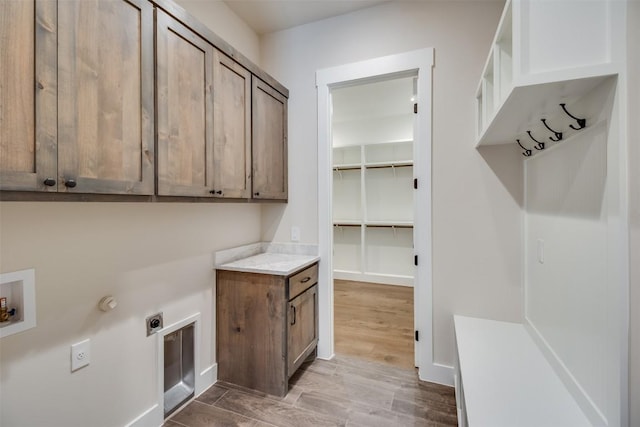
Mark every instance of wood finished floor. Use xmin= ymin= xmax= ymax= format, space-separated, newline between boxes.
xmin=164 ymin=356 xmax=457 ymax=427
xmin=166 ymin=280 xmax=456 ymax=426
xmin=334 ymin=280 xmax=414 ymax=369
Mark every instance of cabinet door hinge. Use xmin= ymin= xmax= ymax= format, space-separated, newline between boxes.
xmin=413 ymin=178 xmax=418 ymax=189
xmin=414 ymin=255 xmax=418 ymax=266
xmin=413 ymin=103 xmax=418 ymax=114
xmin=415 ymin=330 xmax=419 ymax=341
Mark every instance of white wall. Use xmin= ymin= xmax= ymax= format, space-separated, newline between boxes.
xmin=524 ymin=77 xmax=621 ymax=424
xmin=174 ymin=0 xmax=260 ymax=64
xmin=333 ymin=115 xmax=413 ymax=147
xmin=0 ymin=3 xmax=262 ymax=426
xmin=0 ymin=203 xmax=261 ymax=426
xmin=627 ymin=1 xmax=640 ymax=425
xmin=260 ymin=0 xmax=523 ymax=366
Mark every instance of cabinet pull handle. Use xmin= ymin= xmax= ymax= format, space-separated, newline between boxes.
xmin=291 ymin=306 xmax=296 ymax=325
xmin=300 ymin=277 xmax=311 ymax=283
xmin=43 ymin=178 xmax=56 ymax=187
xmin=210 ymin=190 xmax=222 ymax=195
xmin=65 ymin=179 xmax=77 ymax=188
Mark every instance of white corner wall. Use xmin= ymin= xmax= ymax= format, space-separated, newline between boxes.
xmin=0 ymin=3 xmax=262 ymax=426
xmin=259 ymin=0 xmax=523 ymax=367
xmin=174 ymin=0 xmax=261 ymax=64
xmin=628 ymin=1 xmax=640 ymax=426
xmin=524 ymin=78 xmax=620 ymax=425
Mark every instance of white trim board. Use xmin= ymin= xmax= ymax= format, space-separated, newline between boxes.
xmin=333 ymin=270 xmax=413 ymax=287
xmin=316 ymin=48 xmax=453 ymax=385
xmin=125 ymin=313 xmax=217 ymax=427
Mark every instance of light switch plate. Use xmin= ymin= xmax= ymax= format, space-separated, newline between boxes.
xmin=71 ymin=339 xmax=90 ymax=372
xmin=291 ymin=226 xmax=301 ymax=242
xmin=537 ymin=239 xmax=544 ymax=264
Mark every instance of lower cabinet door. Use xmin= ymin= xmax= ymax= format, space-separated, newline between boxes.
xmin=287 ymin=284 xmax=318 ymax=376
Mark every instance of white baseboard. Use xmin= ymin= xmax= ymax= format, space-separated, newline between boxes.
xmin=333 ymin=270 xmax=413 ymax=286
xmin=419 ymin=362 xmax=454 ymax=386
xmin=196 ymin=363 xmax=218 ymax=396
xmin=125 ymin=363 xmax=218 ymax=427
xmin=124 ymin=404 xmax=160 ymax=427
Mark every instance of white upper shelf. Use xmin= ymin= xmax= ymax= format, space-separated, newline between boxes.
xmin=477 ymin=73 xmax=615 ymax=146
xmin=475 ymin=0 xmax=623 ymax=148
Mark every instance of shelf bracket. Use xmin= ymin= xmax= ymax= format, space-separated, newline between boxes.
xmin=541 ymin=119 xmax=563 ymax=142
xmin=560 ymin=103 xmax=586 ymax=130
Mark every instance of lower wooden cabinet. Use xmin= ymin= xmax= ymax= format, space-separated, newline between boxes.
xmin=216 ymin=263 xmax=318 ymax=396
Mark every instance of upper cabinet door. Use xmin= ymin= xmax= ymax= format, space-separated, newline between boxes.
xmin=252 ymin=78 xmax=288 ymax=200
xmin=156 ymin=10 xmax=214 ymax=197
xmin=0 ymin=0 xmax=57 ymax=192
xmin=57 ymin=0 xmax=154 ymax=195
xmin=211 ymin=50 xmax=251 ymax=199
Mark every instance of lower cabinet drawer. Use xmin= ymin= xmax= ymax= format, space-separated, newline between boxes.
xmin=288 ymin=263 xmax=318 ymax=300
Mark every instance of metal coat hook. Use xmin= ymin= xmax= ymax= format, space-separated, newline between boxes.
xmin=527 ymin=131 xmax=545 ymax=151
xmin=560 ymin=103 xmax=586 ymax=130
xmin=517 ymin=139 xmax=532 ymax=157
xmin=541 ymin=119 xmax=563 ymax=142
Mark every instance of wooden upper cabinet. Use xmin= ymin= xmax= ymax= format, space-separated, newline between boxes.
xmin=56 ymin=0 xmax=154 ymax=194
xmin=252 ymin=77 xmax=288 ymax=200
xmin=211 ymin=50 xmax=252 ymax=199
xmin=156 ymin=10 xmax=214 ymax=197
xmin=0 ymin=0 xmax=57 ymax=192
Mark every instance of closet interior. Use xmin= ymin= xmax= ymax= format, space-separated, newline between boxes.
xmin=332 ymin=77 xmax=415 ymax=287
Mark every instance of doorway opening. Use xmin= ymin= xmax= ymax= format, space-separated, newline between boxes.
xmin=331 ymin=76 xmax=417 ymax=368
xmin=317 ymin=48 xmax=450 ymax=384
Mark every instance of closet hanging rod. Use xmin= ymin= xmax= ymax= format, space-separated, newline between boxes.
xmin=365 ymin=163 xmax=413 ymax=170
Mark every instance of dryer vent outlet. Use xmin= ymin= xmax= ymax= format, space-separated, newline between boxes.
xmin=146 ymin=313 xmax=163 ymax=336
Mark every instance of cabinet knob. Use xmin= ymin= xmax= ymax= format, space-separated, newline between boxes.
xmin=210 ymin=190 xmax=222 ymax=195
xmin=254 ymin=192 xmax=260 ymax=197
xmin=43 ymin=178 xmax=56 ymax=187
xmin=65 ymin=179 xmax=77 ymax=188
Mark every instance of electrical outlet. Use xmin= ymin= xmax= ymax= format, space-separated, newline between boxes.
xmin=71 ymin=339 xmax=90 ymax=372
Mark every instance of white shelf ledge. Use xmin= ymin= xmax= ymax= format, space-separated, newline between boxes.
xmin=454 ymin=316 xmax=592 ymax=427
xmin=364 ymin=160 xmax=413 ymax=169
xmin=476 ymin=74 xmax=615 ymax=147
xmin=332 ymin=163 xmax=361 ymax=170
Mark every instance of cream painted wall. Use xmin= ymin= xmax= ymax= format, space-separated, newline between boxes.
xmin=174 ymin=0 xmax=260 ymax=64
xmin=628 ymin=1 xmax=639 ymax=425
xmin=259 ymin=0 xmax=523 ymax=367
xmin=0 ymin=203 xmax=261 ymax=426
xmin=0 ymin=3 xmax=262 ymax=425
